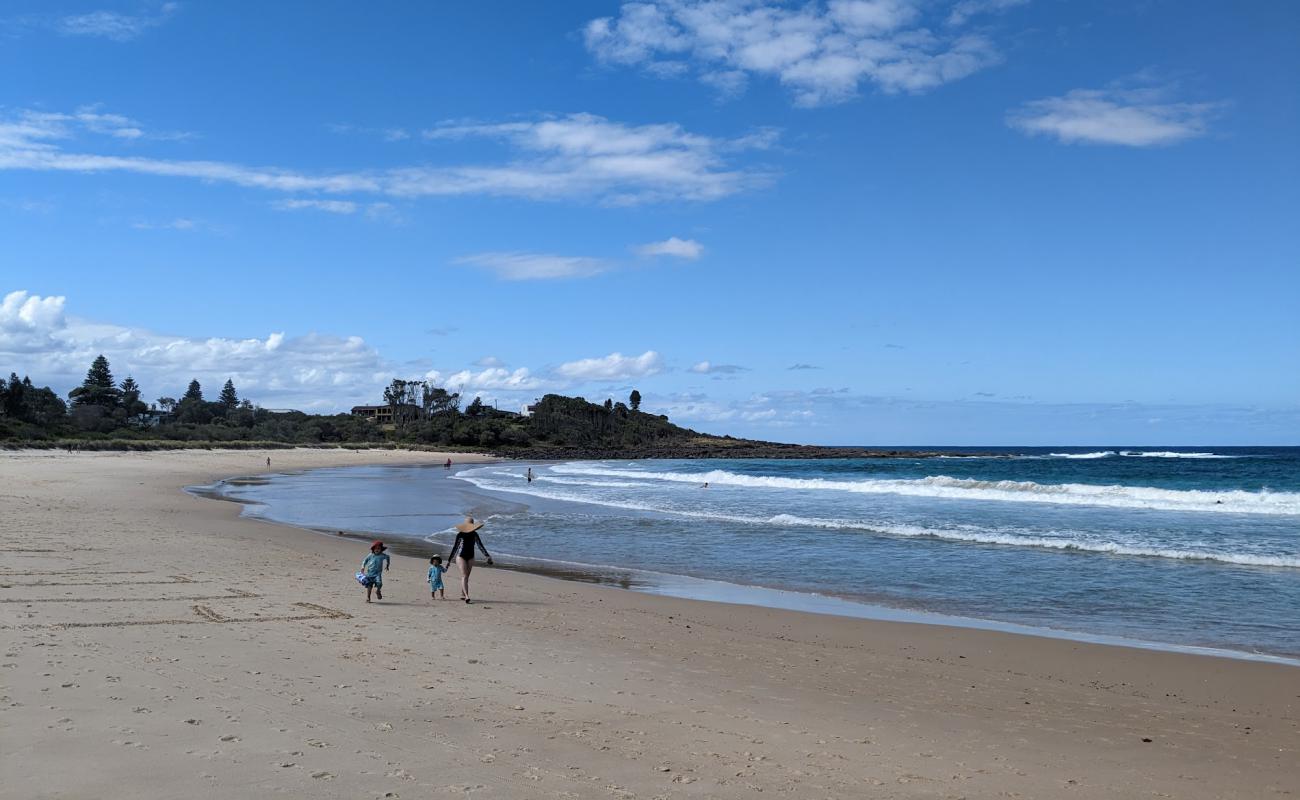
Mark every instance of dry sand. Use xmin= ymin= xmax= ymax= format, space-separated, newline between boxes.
xmin=1 ymin=448 xmax=1296 ymax=799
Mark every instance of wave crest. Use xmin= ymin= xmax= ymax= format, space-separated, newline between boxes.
xmin=548 ymin=465 xmax=1300 ymax=516
xmin=455 ymin=471 xmax=1300 ymax=568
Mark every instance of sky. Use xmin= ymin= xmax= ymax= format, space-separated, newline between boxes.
xmin=2 ymin=0 xmax=1297 ymax=445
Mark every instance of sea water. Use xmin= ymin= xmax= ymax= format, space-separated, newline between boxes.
xmin=207 ymin=447 xmax=1300 ymax=659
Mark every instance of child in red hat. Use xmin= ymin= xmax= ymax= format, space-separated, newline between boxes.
xmin=360 ymin=541 xmax=390 ymax=602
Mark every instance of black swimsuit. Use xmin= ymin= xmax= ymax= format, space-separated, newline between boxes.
xmin=452 ymin=531 xmax=485 ymax=561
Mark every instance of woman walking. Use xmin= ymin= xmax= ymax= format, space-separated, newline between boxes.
xmin=448 ymin=516 xmax=493 ymax=603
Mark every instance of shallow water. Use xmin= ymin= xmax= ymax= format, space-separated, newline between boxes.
xmin=203 ymin=447 xmax=1300 ymax=660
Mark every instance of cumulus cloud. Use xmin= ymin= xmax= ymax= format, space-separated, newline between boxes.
xmin=584 ymin=0 xmax=1014 ymax=106
xmin=556 ymin=351 xmax=665 ymax=381
xmin=636 ymin=236 xmax=704 ymax=259
xmin=57 ymin=3 xmax=178 ymax=41
xmin=455 ymin=252 xmax=611 ymax=281
xmin=0 ymin=109 xmax=773 ymax=207
xmin=1 ymin=290 xmax=68 ymax=354
xmin=427 ymin=366 xmax=542 ymax=393
xmin=690 ymin=360 xmax=748 ymax=374
xmin=1007 ymin=83 xmax=1222 ymax=147
xmin=0 ymin=290 xmax=392 ymax=411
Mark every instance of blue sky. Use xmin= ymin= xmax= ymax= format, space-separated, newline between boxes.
xmin=2 ymin=1 xmax=1297 ymax=445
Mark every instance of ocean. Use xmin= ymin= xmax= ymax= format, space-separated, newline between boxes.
xmin=202 ymin=447 xmax=1300 ymax=661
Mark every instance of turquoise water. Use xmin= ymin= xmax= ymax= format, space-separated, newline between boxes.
xmin=207 ymin=447 xmax=1300 ymax=659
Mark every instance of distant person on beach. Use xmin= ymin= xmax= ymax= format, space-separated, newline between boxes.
xmin=266 ymin=457 xmax=271 ymax=467
xmin=702 ymin=482 xmax=709 ymax=489
xmin=428 ymin=556 xmax=448 ymax=600
xmin=526 ymin=468 xmax=533 ymax=483
xmin=448 ymin=517 xmax=493 ymax=603
xmin=360 ymin=541 xmax=390 ymax=603
xmin=445 ymin=458 xmax=452 ymax=470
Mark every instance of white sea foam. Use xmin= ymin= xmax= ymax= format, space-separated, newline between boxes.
xmin=1048 ymin=451 xmax=1117 ymax=459
xmin=455 ymin=470 xmax=1300 ymax=568
xmin=546 ymin=464 xmax=1300 ymax=516
xmin=1120 ymin=451 xmax=1234 ymax=459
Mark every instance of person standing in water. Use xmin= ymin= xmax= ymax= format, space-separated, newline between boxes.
xmin=448 ymin=517 xmax=492 ymax=603
xmin=526 ymin=468 xmax=533 ymax=483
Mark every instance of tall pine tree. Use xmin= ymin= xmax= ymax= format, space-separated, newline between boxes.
xmin=69 ymin=355 xmax=122 ymax=410
xmin=120 ymin=377 xmax=147 ymax=419
xmin=219 ymin=378 xmax=239 ymax=408
xmin=183 ymin=379 xmax=203 ymax=402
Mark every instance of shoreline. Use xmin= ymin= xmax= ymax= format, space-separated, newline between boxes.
xmin=4 ymin=448 xmax=1297 ymax=799
xmin=217 ymin=475 xmax=1300 ymax=668
xmin=204 ymin=460 xmax=1300 ymax=666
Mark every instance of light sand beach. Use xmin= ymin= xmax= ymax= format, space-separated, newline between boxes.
xmin=1 ymin=449 xmax=1296 ymax=799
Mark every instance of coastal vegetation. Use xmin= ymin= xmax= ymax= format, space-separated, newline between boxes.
xmin=1 ymin=355 xmax=938 ymax=457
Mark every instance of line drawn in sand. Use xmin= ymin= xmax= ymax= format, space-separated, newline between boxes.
xmin=8 ymin=601 xmax=352 ymax=630
xmin=0 ymin=589 xmax=260 ymax=604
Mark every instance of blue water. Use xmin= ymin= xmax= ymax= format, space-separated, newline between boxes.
xmin=208 ymin=447 xmax=1300 ymax=659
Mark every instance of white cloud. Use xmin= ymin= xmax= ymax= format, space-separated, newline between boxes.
xmin=1007 ymin=84 xmax=1221 ymax=147
xmin=131 ymin=218 xmax=197 ymax=230
xmin=455 ymin=252 xmax=610 ymax=281
xmin=690 ymin=360 xmax=748 ymax=374
xmin=947 ymin=0 xmax=1028 ymax=26
xmin=1 ymin=290 xmax=68 ymax=354
xmin=0 ymin=109 xmax=771 ymax=207
xmin=636 ymin=236 xmax=704 ymax=259
xmin=422 ymin=113 xmax=775 ymax=203
xmin=1 ymin=289 xmax=392 ymax=412
xmin=57 ymin=3 xmax=178 ymax=41
xmin=556 ymin=351 xmax=665 ymax=381
xmin=274 ymin=198 xmax=359 ymax=214
xmin=584 ymin=0 xmax=1012 ymax=106
xmin=427 ymin=366 xmax=542 ymax=393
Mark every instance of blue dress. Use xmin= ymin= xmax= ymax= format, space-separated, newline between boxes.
xmin=428 ymin=564 xmax=447 ymax=590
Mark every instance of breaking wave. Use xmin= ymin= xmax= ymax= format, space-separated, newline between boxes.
xmin=546 ymin=465 xmax=1300 ymax=516
xmin=456 ymin=471 xmax=1300 ymax=568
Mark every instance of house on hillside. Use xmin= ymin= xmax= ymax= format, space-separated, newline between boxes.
xmin=350 ymin=404 xmax=419 ymax=425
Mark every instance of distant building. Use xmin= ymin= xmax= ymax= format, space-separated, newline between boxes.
xmin=351 ymin=404 xmax=419 ymax=425
xmin=520 ymin=402 xmax=539 ymax=417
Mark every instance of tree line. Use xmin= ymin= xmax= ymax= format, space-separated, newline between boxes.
xmin=3 ymin=355 xmax=687 ymax=452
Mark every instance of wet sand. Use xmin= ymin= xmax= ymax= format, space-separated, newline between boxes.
xmin=1 ymin=448 xmax=1296 ymax=799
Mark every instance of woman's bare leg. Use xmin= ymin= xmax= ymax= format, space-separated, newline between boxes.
xmin=457 ymin=557 xmax=473 ymax=599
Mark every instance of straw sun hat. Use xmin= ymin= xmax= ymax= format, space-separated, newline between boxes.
xmin=455 ymin=517 xmax=484 ymax=533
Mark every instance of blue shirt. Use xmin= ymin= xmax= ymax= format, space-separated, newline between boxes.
xmin=428 ymin=565 xmax=447 ymax=585
xmin=362 ymin=552 xmax=389 ymax=577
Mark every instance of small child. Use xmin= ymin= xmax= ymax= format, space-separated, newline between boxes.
xmin=427 ymin=556 xmax=448 ymax=600
xmin=361 ymin=541 xmax=390 ymax=603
